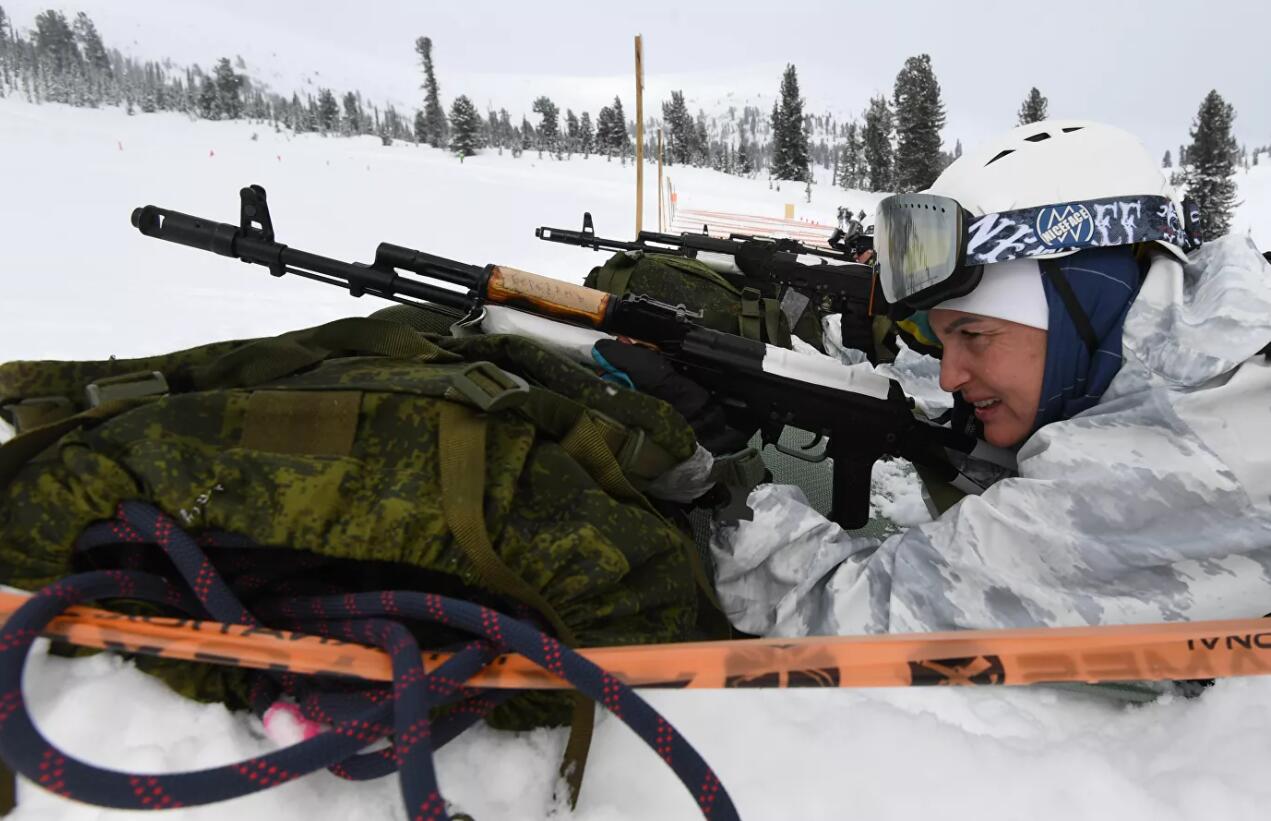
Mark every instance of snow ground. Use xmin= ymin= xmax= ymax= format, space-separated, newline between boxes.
xmin=3 ymin=97 xmax=1271 ymax=820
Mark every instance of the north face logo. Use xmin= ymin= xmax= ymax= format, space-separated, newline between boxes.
xmin=1035 ymin=204 xmax=1094 ymax=248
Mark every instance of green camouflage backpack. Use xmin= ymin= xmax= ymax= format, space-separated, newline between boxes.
xmin=585 ymin=250 xmax=826 ymax=350
xmin=0 ymin=315 xmax=725 ymax=742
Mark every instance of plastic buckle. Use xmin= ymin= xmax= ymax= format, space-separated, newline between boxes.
xmin=3 ymin=396 xmax=75 ymax=432
xmin=448 ymin=362 xmax=529 ymax=413
xmin=85 ymin=371 xmax=170 ymax=408
xmin=614 ymin=426 xmax=649 ymax=476
xmin=716 ymin=447 xmax=767 ymax=489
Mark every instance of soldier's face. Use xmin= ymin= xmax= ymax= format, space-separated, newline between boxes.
xmin=929 ymin=309 xmax=1048 ymax=448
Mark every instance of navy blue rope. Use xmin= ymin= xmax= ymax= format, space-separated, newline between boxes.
xmin=0 ymin=502 xmax=738 ymax=820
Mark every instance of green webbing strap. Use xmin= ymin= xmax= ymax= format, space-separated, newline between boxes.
xmin=0 ymin=758 xmax=10 ymax=815
xmin=559 ymin=413 xmax=647 ymax=503
xmin=437 ymin=403 xmax=593 ymax=805
xmin=438 ymin=404 xmax=581 ymax=639
xmin=557 ymin=412 xmax=732 ymax=638
xmin=0 ymin=398 xmax=156 ymax=490
xmin=912 ymin=462 xmax=968 ymax=516
xmin=738 ymin=288 xmax=763 ymax=341
xmin=190 ymin=317 xmax=454 ymax=391
xmin=594 ymin=259 xmax=635 ymax=296
xmin=708 ymin=447 xmax=767 ymax=491
xmin=577 ymin=411 xmax=681 ymax=487
xmin=761 ymin=297 xmax=792 ymax=348
xmin=1042 ymin=680 xmax=1165 ymax=704
xmin=518 ymin=388 xmax=681 ymax=485
xmin=517 ymin=391 xmax=724 ymax=634
xmin=368 ymin=302 xmax=465 ymax=335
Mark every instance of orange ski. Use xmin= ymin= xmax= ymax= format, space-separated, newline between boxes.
xmin=2 ymin=589 xmax=1268 ymax=689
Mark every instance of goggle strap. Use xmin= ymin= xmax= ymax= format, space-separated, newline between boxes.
xmin=965 ymin=195 xmax=1201 ymax=268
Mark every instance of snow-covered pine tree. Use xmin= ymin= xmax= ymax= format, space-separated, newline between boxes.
xmin=0 ymin=6 xmax=9 ymax=97
xmin=414 ymin=37 xmax=447 ymax=147
xmin=448 ymin=94 xmax=482 ymax=159
xmin=770 ymin=64 xmax=810 ymax=182
xmin=837 ymin=120 xmax=865 ymax=189
xmin=485 ymin=110 xmax=500 ymax=149
xmin=212 ymin=58 xmax=242 ymax=120
xmin=197 ymin=77 xmax=218 ymax=119
xmin=316 ymin=88 xmax=339 ymax=133
xmin=596 ymin=105 xmax=615 ymax=158
xmin=1162 ymin=149 xmax=1172 ymax=168
xmin=694 ymin=111 xmax=710 ymax=166
xmin=768 ymin=101 xmax=783 ymax=167
xmin=609 ymin=96 xmax=631 ymax=155
xmin=565 ymin=108 xmax=579 ymax=153
xmin=341 ymin=91 xmax=364 ymax=135
xmin=531 ymin=96 xmax=560 ymax=153
xmin=661 ymin=90 xmax=693 ymax=164
xmin=0 ymin=6 xmax=11 ymax=93
xmin=892 ymin=54 xmax=945 ymax=192
xmin=503 ymin=111 xmax=515 ymax=149
xmin=519 ymin=116 xmax=534 ymax=153
xmin=579 ymin=111 xmax=594 ymax=156
xmin=138 ymin=63 xmax=159 ymax=113
xmin=862 ymin=95 xmax=894 ymax=192
xmin=736 ymin=135 xmax=754 ymax=176
xmin=1184 ymin=89 xmax=1239 ymax=241
xmin=1017 ymin=87 xmax=1048 ymax=125
xmin=72 ymin=12 xmax=111 ymax=105
xmin=34 ymin=10 xmax=82 ymax=104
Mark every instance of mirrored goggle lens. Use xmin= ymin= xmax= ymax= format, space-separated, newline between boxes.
xmin=876 ymin=194 xmax=963 ymax=305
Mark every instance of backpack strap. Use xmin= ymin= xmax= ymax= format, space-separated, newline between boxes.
xmin=0 ymin=318 xmax=456 ymax=435
xmin=762 ymin=297 xmax=792 ymax=348
xmin=592 ymin=256 xmax=636 ymax=296
xmin=738 ymin=288 xmax=763 ymax=341
xmin=189 ymin=317 xmax=455 ymax=390
xmin=0 ymin=397 xmax=157 ymax=489
xmin=912 ymin=461 xmax=968 ymax=516
xmin=437 ymin=402 xmax=596 ymax=804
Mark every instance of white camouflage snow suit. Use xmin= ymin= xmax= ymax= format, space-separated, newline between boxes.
xmin=711 ymin=235 xmax=1271 ymax=636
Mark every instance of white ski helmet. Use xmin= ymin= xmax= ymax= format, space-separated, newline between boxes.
xmin=927 ymin=119 xmax=1190 ymax=261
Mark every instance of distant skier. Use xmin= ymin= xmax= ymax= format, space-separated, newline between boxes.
xmin=604 ymin=120 xmax=1271 ymax=635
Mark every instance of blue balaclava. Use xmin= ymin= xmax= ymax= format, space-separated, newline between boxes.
xmin=1034 ymin=246 xmax=1143 ymax=428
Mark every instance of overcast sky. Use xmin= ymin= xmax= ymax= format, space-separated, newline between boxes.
xmin=6 ymin=0 xmax=1268 ymax=158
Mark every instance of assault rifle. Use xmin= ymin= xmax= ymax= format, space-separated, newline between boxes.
xmin=131 ymin=185 xmax=1012 ymax=529
xmin=535 ymin=213 xmax=882 ymax=358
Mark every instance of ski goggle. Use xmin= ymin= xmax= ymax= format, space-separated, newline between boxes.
xmin=875 ymin=192 xmax=1202 ymax=313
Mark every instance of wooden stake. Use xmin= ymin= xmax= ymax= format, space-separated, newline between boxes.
xmin=634 ymin=34 xmax=645 ymax=235
xmin=657 ymin=128 xmax=665 ymax=232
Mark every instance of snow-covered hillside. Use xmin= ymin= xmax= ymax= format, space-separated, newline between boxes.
xmin=0 ymin=97 xmax=864 ymax=362
xmin=4 ymin=97 xmax=1271 ymax=821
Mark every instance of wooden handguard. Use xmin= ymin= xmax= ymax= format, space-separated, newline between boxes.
xmin=485 ymin=265 xmax=612 ymax=328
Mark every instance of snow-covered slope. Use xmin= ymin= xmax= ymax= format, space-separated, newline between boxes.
xmin=3 ymin=97 xmax=1271 ymax=821
xmin=0 ymin=97 xmax=850 ymax=362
